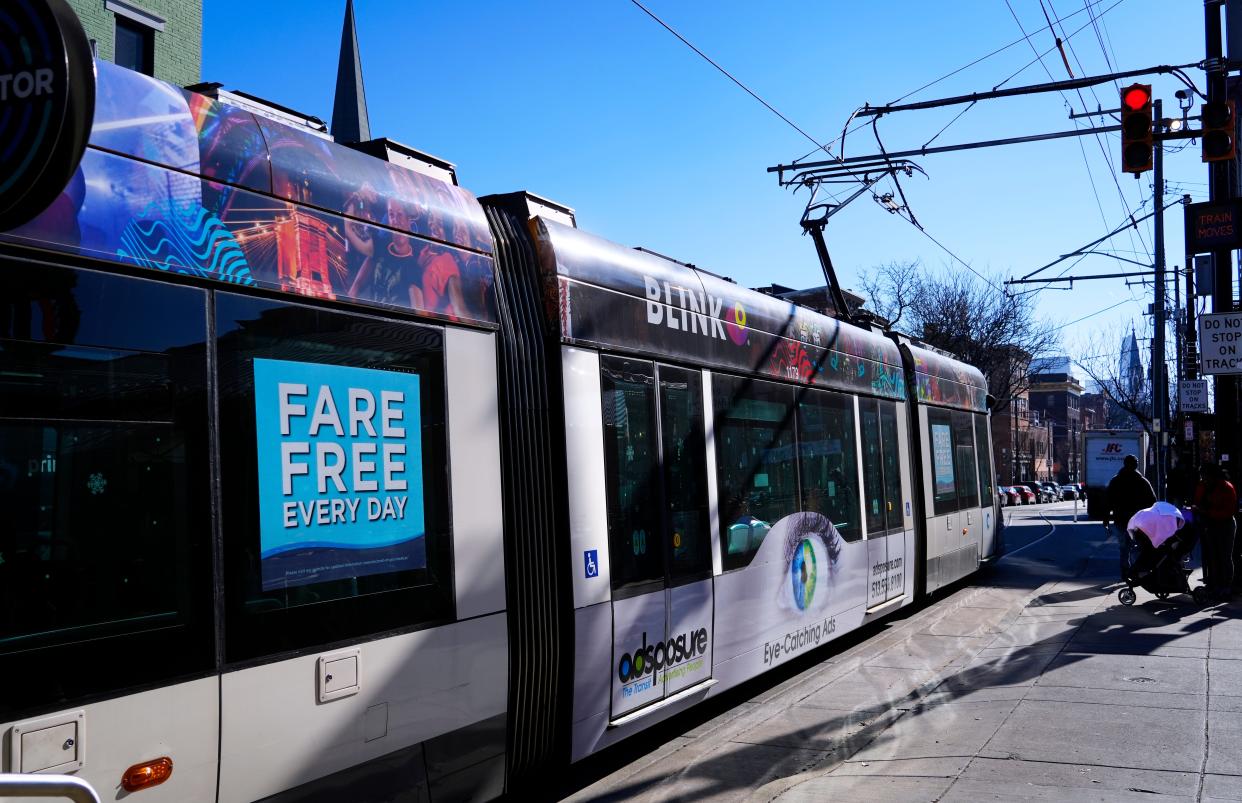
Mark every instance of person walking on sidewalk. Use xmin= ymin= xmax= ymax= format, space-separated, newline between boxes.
xmin=1193 ymin=463 xmax=1237 ymax=599
xmin=1103 ymin=454 xmax=1156 ymax=577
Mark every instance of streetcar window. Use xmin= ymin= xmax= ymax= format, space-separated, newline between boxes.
xmin=0 ymin=264 xmax=213 ymax=717
xmin=929 ymin=409 xmax=958 ymax=515
xmin=713 ymin=375 xmax=798 ymax=571
xmin=859 ymin=400 xmax=885 ymax=536
xmin=796 ymin=389 xmax=860 ymax=542
xmin=216 ymin=294 xmax=452 ymax=662
xmin=974 ymin=414 xmax=993 ymax=503
xmin=600 ymin=357 xmax=663 ymax=591
xmin=659 ymin=366 xmax=711 ymax=581
xmin=953 ymin=411 xmax=980 ymax=509
xmin=880 ymin=401 xmax=904 ymax=532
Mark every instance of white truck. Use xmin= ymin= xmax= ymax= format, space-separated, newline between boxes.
xmin=1083 ymin=429 xmax=1150 ymax=521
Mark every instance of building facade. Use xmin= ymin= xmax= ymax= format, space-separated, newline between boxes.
xmin=991 ymin=393 xmax=1055 ymax=485
xmin=1028 ymin=358 xmax=1085 ymax=484
xmin=67 ymin=0 xmax=201 ymax=86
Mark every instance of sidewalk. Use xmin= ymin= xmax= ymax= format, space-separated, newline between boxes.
xmin=564 ymin=507 xmax=1242 ymax=803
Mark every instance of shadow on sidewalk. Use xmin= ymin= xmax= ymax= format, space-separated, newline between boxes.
xmin=556 ymin=556 xmax=1240 ymax=802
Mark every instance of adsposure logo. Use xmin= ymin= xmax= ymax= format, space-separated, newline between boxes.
xmin=617 ymin=626 xmax=709 ymax=686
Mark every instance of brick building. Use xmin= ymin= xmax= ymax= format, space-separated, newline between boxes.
xmin=67 ymin=0 xmax=201 ymax=86
xmin=1028 ymin=357 xmax=1085 ymax=483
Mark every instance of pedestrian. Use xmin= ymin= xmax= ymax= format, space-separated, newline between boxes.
xmin=1193 ymin=462 xmax=1237 ymax=599
xmin=1103 ymin=454 xmax=1156 ymax=578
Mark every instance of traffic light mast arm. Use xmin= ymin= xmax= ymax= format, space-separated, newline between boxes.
xmin=769 ymin=124 xmax=1119 ymax=181
xmin=852 ymin=62 xmax=1202 ymax=118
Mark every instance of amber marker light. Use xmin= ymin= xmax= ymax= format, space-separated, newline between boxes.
xmin=121 ymin=757 xmax=173 ymax=792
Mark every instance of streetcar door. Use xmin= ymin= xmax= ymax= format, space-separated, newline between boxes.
xmin=952 ymin=411 xmax=983 ymax=564
xmin=658 ymin=366 xmax=713 ymax=698
xmin=859 ymin=400 xmax=890 ymax=608
xmin=879 ymin=402 xmax=907 ymax=601
xmin=975 ymin=414 xmax=998 ymax=559
xmin=602 ymin=360 xmax=712 ymax=719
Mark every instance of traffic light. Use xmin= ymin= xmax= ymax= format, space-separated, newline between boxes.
xmin=1120 ymin=83 xmax=1153 ymax=174
xmin=1202 ymin=100 xmax=1236 ymax=163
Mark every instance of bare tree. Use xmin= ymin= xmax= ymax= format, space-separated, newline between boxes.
xmin=859 ymin=263 xmax=1059 ymax=411
xmin=1072 ymin=325 xmax=1154 ymax=437
xmin=858 ymin=259 xmax=920 ymax=329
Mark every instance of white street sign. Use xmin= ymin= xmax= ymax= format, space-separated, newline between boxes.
xmin=1198 ymin=312 xmax=1242 ymax=374
xmin=1180 ymin=379 xmax=1210 ymax=412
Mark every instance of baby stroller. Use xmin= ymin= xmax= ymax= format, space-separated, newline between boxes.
xmin=1118 ymin=503 xmax=1206 ymax=606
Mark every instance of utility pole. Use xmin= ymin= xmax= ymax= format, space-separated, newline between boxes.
xmin=1207 ymin=0 xmax=1238 ymax=471
xmin=1153 ymin=98 xmax=1168 ymax=498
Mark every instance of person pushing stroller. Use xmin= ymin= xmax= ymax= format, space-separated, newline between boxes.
xmin=1102 ymin=454 xmax=1156 ymax=578
xmin=1116 ymin=501 xmax=1203 ymax=605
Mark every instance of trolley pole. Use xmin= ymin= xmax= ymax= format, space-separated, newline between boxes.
xmin=1153 ymin=98 xmax=1168 ymax=499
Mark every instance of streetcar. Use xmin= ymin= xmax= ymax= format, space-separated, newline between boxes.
xmin=0 ymin=3 xmax=999 ymax=800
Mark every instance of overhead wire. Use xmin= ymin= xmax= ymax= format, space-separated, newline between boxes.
xmin=1001 ymin=0 xmax=1150 ymax=277
xmin=791 ymin=0 xmax=1122 ymax=164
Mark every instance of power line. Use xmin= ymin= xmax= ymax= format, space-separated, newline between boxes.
xmin=793 ymin=0 xmax=1122 ymax=165
xmin=1050 ymin=297 xmax=1136 ymax=332
xmin=628 ymin=0 xmax=835 ymax=160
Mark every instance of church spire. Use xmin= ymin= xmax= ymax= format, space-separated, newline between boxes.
xmin=331 ymin=0 xmax=371 ymax=144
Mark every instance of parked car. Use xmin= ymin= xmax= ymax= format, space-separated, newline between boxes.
xmin=1041 ymin=482 xmax=1061 ymax=502
xmin=1060 ymin=484 xmax=1079 ymax=501
xmin=1013 ymin=483 xmax=1037 ymax=503
xmin=997 ymin=488 xmax=1008 ymax=507
xmin=1004 ymin=486 xmax=1022 ymax=506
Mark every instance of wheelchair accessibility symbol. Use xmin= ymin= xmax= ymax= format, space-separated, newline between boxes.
xmin=584 ymin=549 xmax=599 ymax=579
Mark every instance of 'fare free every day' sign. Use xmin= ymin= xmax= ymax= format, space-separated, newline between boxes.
xmin=253 ymin=358 xmax=426 ymax=590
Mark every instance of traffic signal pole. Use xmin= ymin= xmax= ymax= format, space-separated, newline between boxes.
xmin=1154 ymin=98 xmax=1168 ymax=498
xmin=1207 ymin=0 xmax=1238 ymax=472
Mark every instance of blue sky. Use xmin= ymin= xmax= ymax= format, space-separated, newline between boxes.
xmin=204 ymin=1 xmax=1209 ymax=369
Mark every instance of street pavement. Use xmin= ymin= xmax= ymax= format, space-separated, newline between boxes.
xmin=559 ymin=501 xmax=1242 ymax=802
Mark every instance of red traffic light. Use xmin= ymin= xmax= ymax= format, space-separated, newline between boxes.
xmin=1119 ymin=84 xmax=1153 ymax=174
xmin=1123 ymin=86 xmax=1151 ymax=111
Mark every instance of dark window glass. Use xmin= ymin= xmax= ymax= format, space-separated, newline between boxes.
xmin=659 ymin=366 xmax=711 ymax=580
xmin=0 ymin=263 xmax=212 ymax=718
xmin=714 ymin=375 xmax=799 ymax=570
xmin=601 ymin=357 xmax=662 ymax=591
xmin=929 ymin=408 xmax=958 ymax=515
xmin=216 ymin=293 xmax=452 ymax=662
xmin=114 ymin=17 xmax=154 ymax=76
xmin=859 ymin=400 xmax=885 ymax=535
xmin=797 ymin=389 xmax=860 ymax=541
xmin=974 ymin=414 xmax=993 ymax=503
xmin=953 ymin=411 xmax=980 ymax=508
xmin=880 ymin=401 xmax=904 ymax=532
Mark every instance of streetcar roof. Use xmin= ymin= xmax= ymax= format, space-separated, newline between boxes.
xmin=533 ymin=217 xmax=907 ymax=401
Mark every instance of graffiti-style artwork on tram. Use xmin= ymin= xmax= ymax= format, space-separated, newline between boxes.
xmin=4 ymin=61 xmax=499 ymax=326
xmin=910 ymin=347 xmax=989 ymax=412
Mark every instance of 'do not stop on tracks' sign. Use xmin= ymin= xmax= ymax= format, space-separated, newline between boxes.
xmin=1199 ymin=312 xmax=1242 ymax=374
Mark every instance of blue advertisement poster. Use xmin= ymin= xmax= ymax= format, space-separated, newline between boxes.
xmin=253 ymin=358 xmax=426 ymax=590
xmin=931 ymin=423 xmax=955 ymax=497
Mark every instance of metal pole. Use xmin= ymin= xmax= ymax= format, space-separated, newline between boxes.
xmin=1208 ymin=0 xmax=1238 ymax=471
xmin=1154 ymin=99 xmax=1168 ymax=499
xmin=0 ymin=775 xmax=102 ymax=803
